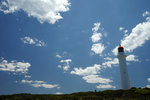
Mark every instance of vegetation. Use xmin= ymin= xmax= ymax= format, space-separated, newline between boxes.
xmin=0 ymin=87 xmax=150 ymax=100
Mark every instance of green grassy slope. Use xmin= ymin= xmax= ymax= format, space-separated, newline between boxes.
xmin=0 ymin=87 xmax=150 ymax=100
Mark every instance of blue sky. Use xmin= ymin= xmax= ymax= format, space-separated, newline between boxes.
xmin=0 ymin=0 xmax=150 ymax=94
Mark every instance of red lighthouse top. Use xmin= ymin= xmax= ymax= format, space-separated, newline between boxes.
xmin=118 ymin=45 xmax=124 ymax=49
xmin=118 ymin=45 xmax=124 ymax=52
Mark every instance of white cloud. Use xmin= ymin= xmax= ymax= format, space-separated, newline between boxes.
xmin=124 ymin=30 xmax=128 ymax=34
xmin=143 ymin=11 xmax=150 ymax=22
xmin=60 ymin=59 xmax=72 ymax=63
xmin=57 ymin=65 xmax=62 ymax=68
xmin=21 ymin=79 xmax=59 ymax=89
xmin=92 ymin=23 xmax=101 ymax=32
xmin=90 ymin=22 xmax=105 ymax=55
xmin=60 ymin=59 xmax=72 ymax=71
xmin=102 ymin=58 xmax=118 ymax=68
xmin=21 ymin=36 xmax=46 ymax=47
xmin=56 ymin=54 xmax=62 ymax=59
xmin=91 ymin=43 xmax=105 ymax=55
xmin=0 ymin=0 xmax=70 ymax=24
xmin=104 ymin=57 xmax=112 ymax=61
xmin=71 ymin=64 xmax=114 ymax=88
xmin=121 ymin=21 xmax=150 ymax=52
xmin=146 ymin=17 xmax=150 ymax=21
xmin=91 ymin=22 xmax=102 ymax=43
xmin=102 ymin=55 xmax=138 ymax=68
xmin=82 ymin=75 xmax=112 ymax=84
xmin=119 ymin=27 xmax=124 ymax=31
xmin=119 ymin=27 xmax=128 ymax=34
xmin=91 ymin=33 xmax=102 ymax=43
xmin=146 ymin=85 xmax=150 ymax=88
xmin=56 ymin=92 xmax=63 ymax=95
xmin=0 ymin=58 xmax=31 ymax=74
xmin=56 ymin=52 xmax=72 ymax=71
xmin=24 ymin=75 xmax=31 ymax=78
xmin=126 ymin=55 xmax=139 ymax=62
xmin=148 ymin=78 xmax=150 ymax=82
xmin=143 ymin=11 xmax=150 ymax=17
xmin=96 ymin=84 xmax=116 ymax=89
xmin=113 ymin=19 xmax=150 ymax=55
xmin=70 ymin=64 xmax=101 ymax=76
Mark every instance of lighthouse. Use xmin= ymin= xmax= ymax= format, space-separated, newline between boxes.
xmin=117 ymin=45 xmax=130 ymax=89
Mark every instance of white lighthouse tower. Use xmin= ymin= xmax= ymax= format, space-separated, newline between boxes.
xmin=117 ymin=45 xmax=130 ymax=89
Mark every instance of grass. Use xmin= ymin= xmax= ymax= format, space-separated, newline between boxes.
xmin=0 ymin=87 xmax=150 ymax=100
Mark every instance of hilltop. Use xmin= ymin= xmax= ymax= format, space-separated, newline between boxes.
xmin=0 ymin=87 xmax=150 ymax=100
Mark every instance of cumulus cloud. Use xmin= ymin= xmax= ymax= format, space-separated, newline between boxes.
xmin=143 ymin=11 xmax=150 ymax=22
xmin=56 ymin=54 xmax=62 ymax=59
xmin=146 ymin=17 xmax=150 ymax=22
xmin=96 ymin=84 xmax=116 ymax=89
xmin=146 ymin=77 xmax=150 ymax=88
xmin=56 ymin=52 xmax=72 ymax=71
xmin=71 ymin=64 xmax=115 ymax=88
xmin=57 ymin=65 xmax=62 ymax=68
xmin=91 ymin=33 xmax=102 ymax=43
xmin=104 ymin=57 xmax=112 ymax=61
xmin=83 ymin=22 xmax=115 ymax=88
xmin=148 ymin=78 xmax=150 ymax=83
xmin=92 ymin=23 xmax=101 ymax=32
xmin=70 ymin=64 xmax=101 ymax=76
xmin=119 ymin=27 xmax=129 ymax=37
xmin=143 ymin=11 xmax=150 ymax=17
xmin=24 ymin=75 xmax=31 ymax=78
xmin=0 ymin=58 xmax=31 ymax=74
xmin=102 ymin=54 xmax=138 ymax=68
xmin=56 ymin=92 xmax=63 ymax=95
xmin=59 ymin=59 xmax=72 ymax=71
xmin=90 ymin=22 xmax=105 ymax=55
xmin=124 ymin=30 xmax=128 ymax=34
xmin=21 ymin=79 xmax=59 ymax=89
xmin=0 ymin=0 xmax=70 ymax=24
xmin=119 ymin=27 xmax=124 ymax=31
xmin=121 ymin=21 xmax=150 ymax=52
xmin=91 ymin=43 xmax=105 ymax=55
xmin=147 ymin=85 xmax=150 ymax=88
xmin=21 ymin=36 xmax=46 ymax=47
xmin=91 ymin=22 xmax=102 ymax=43
xmin=126 ymin=55 xmax=139 ymax=62
xmin=82 ymin=75 xmax=112 ymax=84
xmin=113 ymin=17 xmax=150 ymax=55
xmin=102 ymin=58 xmax=118 ymax=68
